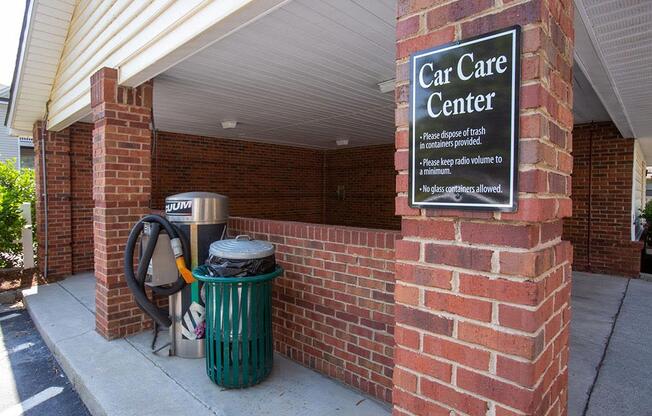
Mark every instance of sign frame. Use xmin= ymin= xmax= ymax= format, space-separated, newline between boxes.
xmin=408 ymin=25 xmax=521 ymax=211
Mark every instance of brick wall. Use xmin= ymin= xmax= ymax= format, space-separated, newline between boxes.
xmin=32 ymin=121 xmax=95 ymax=278
xmin=324 ymin=145 xmax=400 ymax=230
xmin=229 ymin=217 xmax=399 ymax=403
xmin=564 ymin=122 xmax=642 ymax=277
xmin=33 ymin=121 xmax=397 ymax=281
xmin=153 ymin=131 xmax=324 ymax=223
xmin=394 ymin=1 xmax=573 ymax=415
xmin=33 ymin=124 xmax=72 ymax=279
xmin=153 ymin=131 xmax=399 ymax=229
xmin=69 ymin=122 xmax=94 ymax=274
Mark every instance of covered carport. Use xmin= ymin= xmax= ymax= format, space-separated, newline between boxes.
xmin=5 ymin=0 xmax=652 ymax=414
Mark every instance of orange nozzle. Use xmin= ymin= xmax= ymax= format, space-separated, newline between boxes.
xmin=175 ymin=257 xmax=195 ymax=283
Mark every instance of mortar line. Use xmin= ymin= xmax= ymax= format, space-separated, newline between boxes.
xmin=582 ymin=277 xmax=631 ymax=416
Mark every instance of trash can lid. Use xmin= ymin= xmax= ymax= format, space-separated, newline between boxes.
xmin=209 ymin=235 xmax=275 ymax=260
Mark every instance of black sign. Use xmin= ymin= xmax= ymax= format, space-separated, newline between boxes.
xmin=166 ymin=200 xmax=193 ymax=216
xmin=409 ymin=26 xmax=520 ymax=211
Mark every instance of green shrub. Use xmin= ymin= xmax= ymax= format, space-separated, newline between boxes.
xmin=640 ymin=200 xmax=652 ymax=226
xmin=0 ymin=159 xmax=36 ymax=268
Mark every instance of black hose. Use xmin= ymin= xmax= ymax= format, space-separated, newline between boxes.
xmin=124 ymin=215 xmax=187 ymax=328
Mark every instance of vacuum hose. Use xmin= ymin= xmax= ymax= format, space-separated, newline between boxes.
xmin=124 ymin=215 xmax=193 ymax=328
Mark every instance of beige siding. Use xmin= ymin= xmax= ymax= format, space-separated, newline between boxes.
xmin=47 ymin=0 xmax=286 ymax=131
xmin=9 ymin=0 xmax=76 ymax=135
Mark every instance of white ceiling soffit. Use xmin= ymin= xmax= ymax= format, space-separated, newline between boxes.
xmin=7 ymin=0 xmax=75 ymax=136
xmin=574 ymin=0 xmax=652 ymax=141
xmin=11 ymin=0 xmax=291 ymax=133
xmin=573 ymin=63 xmax=610 ymax=124
xmin=154 ymin=0 xmax=396 ymax=149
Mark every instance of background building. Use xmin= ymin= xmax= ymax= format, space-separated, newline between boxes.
xmin=0 ymin=83 xmax=33 ymax=168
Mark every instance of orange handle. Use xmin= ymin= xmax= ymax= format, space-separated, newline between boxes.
xmin=175 ymin=257 xmax=195 ymax=283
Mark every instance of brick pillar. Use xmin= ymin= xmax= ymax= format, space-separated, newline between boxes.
xmin=33 ymin=123 xmax=72 ymax=279
xmin=394 ymin=1 xmax=573 ymax=415
xmin=90 ymin=67 xmax=153 ymax=339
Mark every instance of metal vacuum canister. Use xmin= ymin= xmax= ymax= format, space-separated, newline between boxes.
xmin=165 ymin=192 xmax=228 ymax=358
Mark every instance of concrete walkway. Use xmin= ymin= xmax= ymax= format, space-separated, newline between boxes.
xmin=570 ymin=272 xmax=652 ymax=416
xmin=20 ymin=271 xmax=652 ymax=416
xmin=22 ymin=274 xmax=390 ymax=416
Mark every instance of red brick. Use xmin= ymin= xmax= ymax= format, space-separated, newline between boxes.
xmin=499 ymin=297 xmax=553 ymax=333
xmin=424 ymin=291 xmax=492 ymax=322
xmin=421 ymin=378 xmax=489 ymax=416
xmin=395 ymin=284 xmax=419 ymax=306
xmin=461 ymin=0 xmax=544 ymax=38
xmin=395 ymin=239 xmax=420 ymax=261
xmin=424 ymin=244 xmax=493 ymax=272
xmin=501 ymin=198 xmax=559 ymax=222
xmin=395 ymin=263 xmax=452 ymax=289
xmin=459 ymin=274 xmax=544 ymax=306
xmin=396 ymin=15 xmax=420 ymax=40
xmin=395 ymin=347 xmax=452 ymax=382
xmin=396 ymin=26 xmax=456 ymax=59
xmin=395 ymin=326 xmax=420 ymax=350
xmin=496 ymin=346 xmax=553 ymax=388
xmin=460 ymin=222 xmax=539 ymax=248
xmin=499 ymin=247 xmax=555 ymax=277
xmin=426 ymin=0 xmax=493 ymax=30
xmin=393 ymin=389 xmax=449 ymax=416
xmin=457 ymin=367 xmax=536 ymax=413
xmin=395 ymin=149 xmax=409 ymax=171
xmin=458 ymin=321 xmax=544 ymax=359
xmin=395 ymin=305 xmax=453 ymax=336
xmin=423 ymin=335 xmax=490 ymax=371
xmin=402 ymin=218 xmax=455 ymax=240
xmin=393 ymin=367 xmax=417 ymax=391
xmin=395 ymin=196 xmax=420 ymax=216
xmin=519 ymin=169 xmax=547 ymax=193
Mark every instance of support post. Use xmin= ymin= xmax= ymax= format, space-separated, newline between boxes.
xmin=90 ymin=67 xmax=153 ymax=339
xmin=394 ymin=1 xmax=573 ymax=414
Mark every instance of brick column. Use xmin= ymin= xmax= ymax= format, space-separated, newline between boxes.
xmin=33 ymin=123 xmax=72 ymax=279
xmin=91 ymin=67 xmax=153 ymax=339
xmin=394 ymin=1 xmax=573 ymax=415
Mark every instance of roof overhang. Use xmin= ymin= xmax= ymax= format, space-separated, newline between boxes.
xmin=574 ymin=0 xmax=652 ymax=157
xmin=573 ymin=2 xmax=633 ymax=137
xmin=6 ymin=0 xmax=75 ymax=137
xmin=7 ymin=0 xmax=291 ymax=135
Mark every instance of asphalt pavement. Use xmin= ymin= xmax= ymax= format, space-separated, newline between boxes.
xmin=0 ymin=304 xmax=90 ymax=416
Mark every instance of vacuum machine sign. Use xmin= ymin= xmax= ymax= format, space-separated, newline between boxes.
xmin=409 ymin=26 xmax=520 ymax=211
xmin=166 ymin=200 xmax=193 ymax=216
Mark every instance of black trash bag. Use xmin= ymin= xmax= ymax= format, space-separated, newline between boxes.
xmin=205 ymin=255 xmax=276 ymax=277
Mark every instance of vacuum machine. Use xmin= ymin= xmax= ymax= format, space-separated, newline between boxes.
xmin=124 ymin=192 xmax=228 ymax=358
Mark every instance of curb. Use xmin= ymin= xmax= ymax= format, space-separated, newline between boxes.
xmin=23 ymin=286 xmax=108 ymax=416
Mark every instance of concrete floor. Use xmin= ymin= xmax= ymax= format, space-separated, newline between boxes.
xmin=570 ymin=272 xmax=652 ymax=416
xmin=16 ymin=271 xmax=652 ymax=416
xmin=21 ymin=274 xmax=390 ymax=416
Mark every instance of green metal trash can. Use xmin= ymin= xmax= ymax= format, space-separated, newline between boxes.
xmin=192 ymin=265 xmax=283 ymax=388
